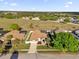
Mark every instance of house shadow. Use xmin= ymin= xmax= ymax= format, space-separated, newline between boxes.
xmin=10 ymin=51 xmax=19 ymax=59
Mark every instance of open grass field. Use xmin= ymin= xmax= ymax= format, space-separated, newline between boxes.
xmin=0 ymin=18 xmax=79 ymax=31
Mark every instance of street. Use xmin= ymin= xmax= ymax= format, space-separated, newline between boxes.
xmin=0 ymin=53 xmax=79 ymax=59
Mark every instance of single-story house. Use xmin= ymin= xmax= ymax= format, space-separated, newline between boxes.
xmin=72 ymin=29 xmax=79 ymax=40
xmin=31 ymin=17 xmax=40 ymax=20
xmin=29 ymin=30 xmax=47 ymax=45
xmin=57 ymin=17 xmax=65 ymax=23
xmin=22 ymin=16 xmax=30 ymax=20
xmin=72 ymin=29 xmax=79 ymax=35
xmin=0 ymin=31 xmax=9 ymax=36
xmin=0 ymin=29 xmax=10 ymax=42
xmin=0 ymin=40 xmax=3 ymax=44
xmin=70 ymin=17 xmax=79 ymax=24
xmin=3 ymin=30 xmax=26 ymax=40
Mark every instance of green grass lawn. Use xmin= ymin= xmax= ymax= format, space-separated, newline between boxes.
xmin=37 ymin=45 xmax=61 ymax=52
xmin=37 ymin=45 xmax=53 ymax=49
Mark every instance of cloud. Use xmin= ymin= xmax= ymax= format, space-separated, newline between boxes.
xmin=64 ymin=5 xmax=69 ymax=7
xmin=10 ymin=3 xmax=17 ymax=6
xmin=64 ymin=1 xmax=73 ymax=8
xmin=68 ymin=2 xmax=72 ymax=5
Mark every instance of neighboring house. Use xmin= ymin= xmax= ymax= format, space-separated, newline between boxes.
xmin=72 ymin=29 xmax=79 ymax=36
xmin=0 ymin=40 xmax=3 ymax=44
xmin=4 ymin=12 xmax=17 ymax=15
xmin=0 ymin=28 xmax=9 ymax=42
xmin=22 ymin=16 xmax=30 ymax=20
xmin=57 ymin=17 xmax=65 ymax=23
xmin=0 ymin=28 xmax=3 ymax=30
xmin=30 ymin=30 xmax=47 ymax=45
xmin=70 ymin=17 xmax=79 ymax=24
xmin=0 ymin=28 xmax=9 ymax=37
xmin=3 ymin=30 xmax=26 ymax=40
xmin=75 ymin=30 xmax=79 ymax=34
xmin=31 ymin=17 xmax=40 ymax=20
xmin=0 ymin=31 xmax=9 ymax=36
xmin=72 ymin=29 xmax=79 ymax=40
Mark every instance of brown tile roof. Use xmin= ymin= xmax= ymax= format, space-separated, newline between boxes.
xmin=4 ymin=30 xmax=25 ymax=40
xmin=30 ymin=30 xmax=47 ymax=40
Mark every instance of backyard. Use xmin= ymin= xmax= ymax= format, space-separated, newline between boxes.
xmin=0 ymin=18 xmax=79 ymax=31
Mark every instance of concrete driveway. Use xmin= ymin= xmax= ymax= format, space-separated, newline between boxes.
xmin=28 ymin=40 xmax=37 ymax=53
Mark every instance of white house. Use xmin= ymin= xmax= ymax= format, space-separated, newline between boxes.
xmin=70 ymin=17 xmax=78 ymax=23
xmin=32 ymin=17 xmax=40 ymax=20
xmin=57 ymin=17 xmax=65 ymax=23
xmin=22 ymin=16 xmax=29 ymax=20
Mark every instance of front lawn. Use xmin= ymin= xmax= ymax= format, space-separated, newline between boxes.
xmin=11 ymin=40 xmax=30 ymax=50
xmin=37 ymin=45 xmax=53 ymax=49
xmin=0 ymin=40 xmax=30 ymax=53
xmin=37 ymin=45 xmax=61 ymax=53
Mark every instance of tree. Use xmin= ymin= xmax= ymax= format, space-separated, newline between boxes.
xmin=45 ymin=38 xmax=51 ymax=47
xmin=67 ymin=34 xmax=79 ymax=52
xmin=4 ymin=13 xmax=16 ymax=19
xmin=9 ymin=24 xmax=20 ymax=30
xmin=51 ymin=32 xmax=79 ymax=52
xmin=64 ymin=17 xmax=70 ymax=23
xmin=29 ymin=23 xmax=33 ymax=28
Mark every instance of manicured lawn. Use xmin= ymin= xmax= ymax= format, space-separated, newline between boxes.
xmin=37 ymin=45 xmax=53 ymax=49
xmin=11 ymin=41 xmax=30 ymax=50
xmin=15 ymin=43 xmax=30 ymax=49
xmin=0 ymin=47 xmax=3 ymax=53
xmin=37 ymin=45 xmax=61 ymax=52
xmin=10 ymin=43 xmax=30 ymax=52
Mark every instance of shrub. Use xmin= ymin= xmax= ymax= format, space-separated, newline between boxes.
xmin=51 ymin=32 xmax=79 ymax=52
xmin=9 ymin=24 xmax=20 ymax=30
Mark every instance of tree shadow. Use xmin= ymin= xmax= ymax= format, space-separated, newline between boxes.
xmin=10 ymin=51 xmax=19 ymax=59
xmin=0 ymin=49 xmax=9 ymax=57
xmin=0 ymin=40 xmax=12 ymax=57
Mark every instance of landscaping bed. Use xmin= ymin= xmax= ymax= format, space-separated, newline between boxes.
xmin=37 ymin=45 xmax=53 ymax=49
xmin=0 ymin=40 xmax=30 ymax=53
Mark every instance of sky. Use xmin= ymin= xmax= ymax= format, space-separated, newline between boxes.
xmin=0 ymin=0 xmax=79 ymax=11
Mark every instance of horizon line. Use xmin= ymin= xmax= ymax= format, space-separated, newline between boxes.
xmin=0 ymin=10 xmax=79 ymax=12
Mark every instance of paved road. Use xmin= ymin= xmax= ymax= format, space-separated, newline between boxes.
xmin=0 ymin=54 xmax=11 ymax=59
xmin=0 ymin=53 xmax=79 ymax=59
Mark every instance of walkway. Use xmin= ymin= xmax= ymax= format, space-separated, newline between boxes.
xmin=25 ymin=31 xmax=33 ymax=41
xmin=28 ymin=40 xmax=37 ymax=53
